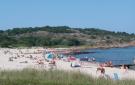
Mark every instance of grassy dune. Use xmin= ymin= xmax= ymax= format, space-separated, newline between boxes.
xmin=0 ymin=69 xmax=134 ymax=85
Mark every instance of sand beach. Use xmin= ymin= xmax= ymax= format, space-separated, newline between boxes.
xmin=0 ymin=48 xmax=135 ymax=80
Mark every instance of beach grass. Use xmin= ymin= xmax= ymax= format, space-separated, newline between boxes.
xmin=0 ymin=69 xmax=134 ymax=85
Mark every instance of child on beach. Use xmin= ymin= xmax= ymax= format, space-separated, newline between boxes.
xmin=96 ymin=66 xmax=112 ymax=79
xmin=120 ymin=64 xmax=128 ymax=73
xmin=96 ymin=66 xmax=105 ymax=77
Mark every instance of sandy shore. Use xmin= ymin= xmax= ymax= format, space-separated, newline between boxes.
xmin=56 ymin=60 xmax=135 ymax=80
xmin=0 ymin=48 xmax=135 ymax=80
xmin=0 ymin=48 xmax=45 ymax=70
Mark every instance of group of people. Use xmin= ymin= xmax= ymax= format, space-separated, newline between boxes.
xmin=120 ymin=64 xmax=128 ymax=73
xmin=99 ymin=61 xmax=113 ymax=67
xmin=96 ymin=61 xmax=113 ymax=78
xmin=96 ymin=65 xmax=114 ymax=80
xmin=96 ymin=61 xmax=129 ymax=79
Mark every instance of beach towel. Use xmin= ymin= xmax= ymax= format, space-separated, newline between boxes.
xmin=113 ymin=73 xmax=119 ymax=80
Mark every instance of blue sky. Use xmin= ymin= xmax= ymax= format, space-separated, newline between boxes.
xmin=0 ymin=0 xmax=134 ymax=33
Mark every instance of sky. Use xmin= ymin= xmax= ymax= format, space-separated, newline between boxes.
xmin=0 ymin=0 xmax=135 ymax=33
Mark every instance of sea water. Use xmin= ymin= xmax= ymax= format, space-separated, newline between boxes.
xmin=75 ymin=46 xmax=135 ymax=66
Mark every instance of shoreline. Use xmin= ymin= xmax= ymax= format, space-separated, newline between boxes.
xmin=76 ymin=42 xmax=135 ymax=51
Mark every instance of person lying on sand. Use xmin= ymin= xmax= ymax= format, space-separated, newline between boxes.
xmin=49 ymin=59 xmax=56 ymax=66
xmin=99 ymin=61 xmax=113 ymax=67
xmin=37 ymin=59 xmax=44 ymax=64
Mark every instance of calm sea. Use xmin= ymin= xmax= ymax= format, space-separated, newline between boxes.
xmin=75 ymin=46 xmax=135 ymax=66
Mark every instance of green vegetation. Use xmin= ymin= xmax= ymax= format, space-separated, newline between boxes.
xmin=0 ymin=69 xmax=134 ymax=85
xmin=0 ymin=26 xmax=135 ymax=47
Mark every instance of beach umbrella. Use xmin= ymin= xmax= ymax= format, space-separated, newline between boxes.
xmin=44 ymin=53 xmax=53 ymax=61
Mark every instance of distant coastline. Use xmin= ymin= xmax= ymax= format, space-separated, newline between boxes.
xmin=70 ymin=41 xmax=135 ymax=51
xmin=0 ymin=26 xmax=135 ymax=48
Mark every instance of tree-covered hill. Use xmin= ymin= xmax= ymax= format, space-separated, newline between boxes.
xmin=0 ymin=26 xmax=135 ymax=47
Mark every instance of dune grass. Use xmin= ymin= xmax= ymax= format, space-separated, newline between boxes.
xmin=0 ymin=69 xmax=134 ymax=85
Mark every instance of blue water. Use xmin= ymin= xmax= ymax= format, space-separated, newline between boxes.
xmin=75 ymin=46 xmax=135 ymax=65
